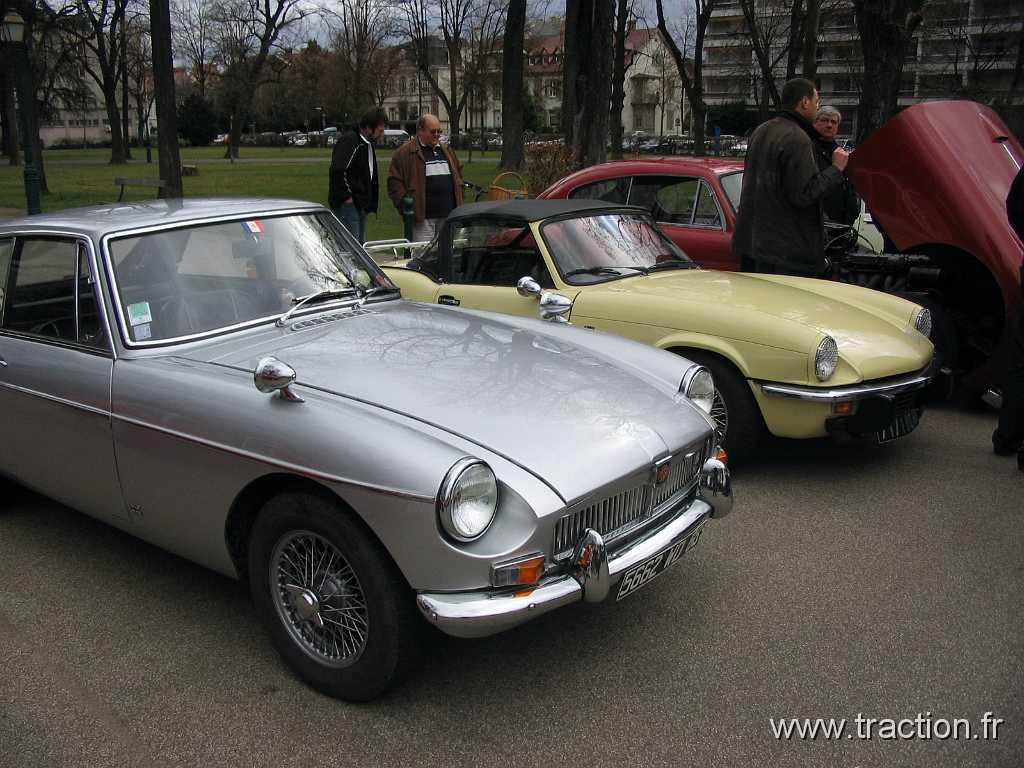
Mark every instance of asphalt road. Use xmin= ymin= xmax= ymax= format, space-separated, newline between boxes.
xmin=1 ymin=401 xmax=1021 ymax=768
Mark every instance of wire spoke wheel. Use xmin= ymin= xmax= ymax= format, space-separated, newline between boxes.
xmin=270 ymin=530 xmax=368 ymax=669
xmin=710 ymin=389 xmax=728 ymax=446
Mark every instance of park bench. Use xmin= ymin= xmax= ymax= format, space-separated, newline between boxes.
xmin=114 ymin=176 xmax=167 ymax=201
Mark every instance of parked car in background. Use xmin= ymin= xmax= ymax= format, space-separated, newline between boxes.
xmin=0 ymin=198 xmax=732 ymax=701
xmin=371 ymin=199 xmax=936 ymax=462
xmin=382 ymin=129 xmax=410 ymax=148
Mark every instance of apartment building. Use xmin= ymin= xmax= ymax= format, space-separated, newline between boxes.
xmin=703 ymin=0 xmax=1023 ymax=136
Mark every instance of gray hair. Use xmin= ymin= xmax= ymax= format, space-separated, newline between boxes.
xmin=816 ymin=105 xmax=842 ymax=121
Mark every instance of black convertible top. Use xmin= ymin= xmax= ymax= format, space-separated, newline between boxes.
xmin=445 ymin=198 xmax=646 ymax=222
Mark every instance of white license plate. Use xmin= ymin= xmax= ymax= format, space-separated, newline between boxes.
xmin=615 ymin=523 xmax=705 ymax=601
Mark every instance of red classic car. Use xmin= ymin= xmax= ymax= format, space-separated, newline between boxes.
xmin=541 ymin=101 xmax=1024 ymax=388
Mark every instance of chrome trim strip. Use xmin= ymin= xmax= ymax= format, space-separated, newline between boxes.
xmin=110 ymin=412 xmax=434 ymax=503
xmin=417 ymin=499 xmax=712 ymax=638
xmin=0 ymin=380 xmax=110 ymax=417
xmin=758 ymin=361 xmax=936 ymax=403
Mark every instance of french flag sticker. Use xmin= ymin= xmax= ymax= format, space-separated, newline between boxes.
xmin=243 ymin=220 xmax=264 ymax=235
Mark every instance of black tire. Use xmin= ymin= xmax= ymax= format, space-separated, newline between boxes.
xmin=249 ymin=491 xmax=420 ymax=701
xmin=676 ymin=350 xmax=765 ymax=464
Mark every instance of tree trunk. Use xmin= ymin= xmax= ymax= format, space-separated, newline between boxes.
xmin=801 ymin=0 xmax=820 ymax=80
xmin=560 ymin=0 xmax=581 ymax=143
xmin=121 ymin=22 xmax=131 ymax=160
xmin=609 ymin=0 xmax=629 ymax=160
xmin=104 ymin=82 xmax=127 ymax=164
xmin=853 ymin=0 xmax=924 ymax=144
xmin=565 ymin=0 xmax=613 ymax=169
xmin=149 ymin=0 xmax=183 ymax=196
xmin=500 ymin=0 xmax=526 ymax=170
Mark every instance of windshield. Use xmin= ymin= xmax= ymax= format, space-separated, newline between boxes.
xmin=107 ymin=212 xmax=396 ymax=344
xmin=720 ymin=171 xmax=743 ymax=212
xmin=541 ymin=212 xmax=694 ymax=284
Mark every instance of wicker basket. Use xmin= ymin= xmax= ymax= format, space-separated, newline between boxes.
xmin=487 ymin=171 xmax=529 ymax=201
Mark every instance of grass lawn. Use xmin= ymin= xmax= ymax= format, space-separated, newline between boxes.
xmin=0 ymin=147 xmax=510 ymax=241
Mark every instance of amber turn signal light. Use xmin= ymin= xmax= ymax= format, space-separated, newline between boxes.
xmin=716 ymin=447 xmax=728 ymax=464
xmin=832 ymin=402 xmax=855 ymax=416
xmin=490 ymin=554 xmax=546 ymax=588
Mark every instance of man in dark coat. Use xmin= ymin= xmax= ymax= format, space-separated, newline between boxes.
xmin=329 ymin=108 xmax=387 ymax=244
xmin=732 ymin=78 xmax=849 ymax=276
xmin=992 ymin=164 xmax=1024 ymax=472
xmin=813 ymin=106 xmax=861 ymax=228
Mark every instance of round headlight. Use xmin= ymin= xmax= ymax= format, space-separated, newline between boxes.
xmin=682 ymin=365 xmax=715 ymax=415
xmin=914 ymin=307 xmax=932 ymax=338
xmin=437 ymin=459 xmax=498 ymax=542
xmin=815 ymin=336 xmax=838 ymax=381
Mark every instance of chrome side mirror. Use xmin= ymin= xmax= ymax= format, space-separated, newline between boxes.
xmin=539 ymin=291 xmax=572 ymax=323
xmin=254 ymin=356 xmax=304 ymax=402
xmin=516 ymin=276 xmax=541 ymax=298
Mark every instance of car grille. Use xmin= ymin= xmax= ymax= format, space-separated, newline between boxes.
xmin=552 ymin=435 xmax=714 ymax=559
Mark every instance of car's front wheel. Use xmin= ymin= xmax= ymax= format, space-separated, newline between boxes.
xmin=249 ymin=491 xmax=420 ymax=701
xmin=678 ymin=350 xmax=764 ymax=464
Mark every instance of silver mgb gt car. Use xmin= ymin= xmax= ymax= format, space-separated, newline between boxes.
xmin=0 ymin=199 xmax=732 ymax=700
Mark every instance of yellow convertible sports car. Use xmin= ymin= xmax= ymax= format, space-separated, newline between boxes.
xmin=369 ymin=199 xmax=936 ymax=461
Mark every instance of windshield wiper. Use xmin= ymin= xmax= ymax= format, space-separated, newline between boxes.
xmin=563 ymin=265 xmax=648 ymax=278
xmin=646 ymin=258 xmax=696 ymax=272
xmin=276 ymin=287 xmax=358 ymax=327
xmin=357 ymin=285 xmax=401 ymax=303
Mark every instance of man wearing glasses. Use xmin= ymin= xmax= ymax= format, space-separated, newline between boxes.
xmin=387 ymin=113 xmax=465 ymax=242
xmin=732 ymin=77 xmax=850 ymax=276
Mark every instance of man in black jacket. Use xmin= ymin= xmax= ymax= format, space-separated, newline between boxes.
xmin=329 ymin=109 xmax=387 ymax=244
xmin=992 ymin=165 xmax=1024 ymax=472
xmin=732 ymin=78 xmax=849 ymax=276
xmin=813 ymin=106 xmax=860 ymax=228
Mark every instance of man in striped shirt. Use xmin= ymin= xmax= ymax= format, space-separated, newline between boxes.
xmin=387 ymin=113 xmax=464 ymax=243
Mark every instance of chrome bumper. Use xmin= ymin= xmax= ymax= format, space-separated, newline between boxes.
xmin=758 ymin=360 xmax=937 ymax=403
xmin=416 ymin=458 xmax=732 ymax=639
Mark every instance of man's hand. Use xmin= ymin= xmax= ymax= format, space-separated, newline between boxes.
xmin=831 ymin=147 xmax=850 ymax=172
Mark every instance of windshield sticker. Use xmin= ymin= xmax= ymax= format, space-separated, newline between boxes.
xmin=134 ymin=322 xmax=152 ymax=341
xmin=243 ymin=220 xmax=264 ymax=237
xmin=127 ymin=301 xmax=153 ymax=326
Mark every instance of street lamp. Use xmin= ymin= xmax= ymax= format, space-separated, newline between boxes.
xmin=1 ymin=9 xmax=41 ymax=215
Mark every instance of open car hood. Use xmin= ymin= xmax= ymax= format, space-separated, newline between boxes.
xmin=848 ymin=100 xmax=1023 ymax=309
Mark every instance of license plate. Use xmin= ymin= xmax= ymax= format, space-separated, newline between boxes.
xmin=876 ymin=406 xmax=922 ymax=443
xmin=615 ymin=524 xmax=705 ymax=601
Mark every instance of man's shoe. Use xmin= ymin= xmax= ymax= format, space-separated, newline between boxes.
xmin=993 ymin=429 xmax=1021 ymax=456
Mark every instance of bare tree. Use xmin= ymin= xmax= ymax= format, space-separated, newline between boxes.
xmin=560 ymin=0 xmax=614 ymax=167
xmin=397 ymin=0 xmax=504 ymax=137
xmin=801 ymin=0 xmax=820 ymax=77
xmin=608 ymin=0 xmax=633 ymax=159
xmin=150 ymin=0 xmax=182 ymax=194
xmin=209 ymin=0 xmax=314 ymax=158
xmin=656 ymin=0 xmax=714 ymax=155
xmin=125 ymin=12 xmax=154 ymax=148
xmin=500 ymin=0 xmax=526 ymax=168
xmin=67 ymin=0 xmax=132 ymax=163
xmin=328 ymin=0 xmax=395 ymax=114
xmin=172 ymin=0 xmax=213 ymax=99
xmin=853 ymin=0 xmax=926 ymax=143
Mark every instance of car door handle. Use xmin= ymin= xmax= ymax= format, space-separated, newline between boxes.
xmin=438 ymin=295 xmax=460 ymax=307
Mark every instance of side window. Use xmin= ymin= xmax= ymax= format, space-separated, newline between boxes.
xmin=449 ymin=219 xmax=550 ymax=288
xmin=1 ymin=237 xmax=105 ymax=348
xmin=568 ymin=177 xmax=630 ymax=204
xmin=628 ymin=176 xmax=698 ymax=225
xmin=693 ymin=182 xmax=723 ymax=228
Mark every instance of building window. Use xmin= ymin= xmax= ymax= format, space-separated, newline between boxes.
xmin=543 ymin=79 xmax=561 ymax=99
